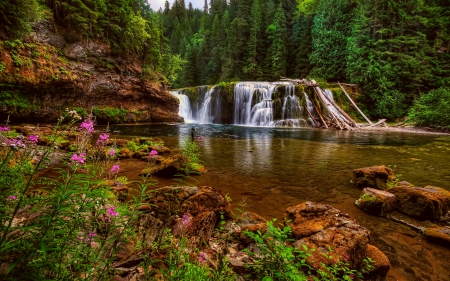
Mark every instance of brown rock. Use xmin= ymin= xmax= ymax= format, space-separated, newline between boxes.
xmin=424 ymin=185 xmax=450 ymax=204
xmin=137 ymin=204 xmax=152 ymax=212
xmin=226 ymin=251 xmax=251 ymax=274
xmin=111 ymin=139 xmax=129 ymax=147
xmin=424 ymin=227 xmax=450 ymax=247
xmin=182 ymin=186 xmax=231 ymax=216
xmin=149 ymin=145 xmax=171 ymax=154
xmin=286 ymin=202 xmax=370 ymax=269
xmin=146 ymin=186 xmax=199 ymax=219
xmin=389 ymin=186 xmax=449 ymax=221
xmin=118 ymin=148 xmax=132 ymax=159
xmin=134 ymin=214 xmax=163 ymax=249
xmin=356 ymin=188 xmax=397 ymax=216
xmin=176 ymin=211 xmax=218 ymax=242
xmin=353 ymin=166 xmax=396 ymax=190
xmin=364 ymin=244 xmax=390 ymax=281
xmin=237 ymin=212 xmax=267 ymax=244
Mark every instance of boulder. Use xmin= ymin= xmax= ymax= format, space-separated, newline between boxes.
xmin=149 ymin=145 xmax=171 ymax=154
xmin=355 ymin=188 xmax=397 ymax=216
xmin=143 ymin=153 xmax=185 ymax=177
xmin=146 ymin=186 xmax=199 ymax=219
xmin=353 ymin=166 xmax=395 ymax=190
xmin=423 ymin=227 xmax=450 ymax=247
xmin=226 ymin=251 xmax=251 ymax=274
xmin=424 ymin=185 xmax=450 ymax=204
xmin=363 ymin=244 xmax=390 ymax=281
xmin=236 ymin=212 xmax=267 ymax=244
xmin=174 ymin=211 xmax=218 ymax=243
xmin=134 ymin=213 xmax=163 ymax=249
xmin=388 ymin=186 xmax=449 ymax=221
xmin=285 ymin=202 xmax=370 ymax=268
xmin=118 ymin=148 xmax=132 ymax=159
xmin=182 ymin=186 xmax=231 ymax=216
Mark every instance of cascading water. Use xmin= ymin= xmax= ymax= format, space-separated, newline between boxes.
xmin=170 ymin=90 xmax=194 ymax=122
xmin=198 ymin=86 xmax=216 ymax=124
xmin=304 ymin=93 xmax=316 ymax=127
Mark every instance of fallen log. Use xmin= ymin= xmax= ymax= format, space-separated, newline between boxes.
xmin=338 ymin=82 xmax=373 ymax=125
xmin=304 ymin=104 xmax=321 ymax=128
xmin=366 ymin=119 xmax=386 ymax=128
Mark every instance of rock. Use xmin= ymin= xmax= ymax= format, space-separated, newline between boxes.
xmin=118 ymin=148 xmax=132 ymax=159
xmin=114 ymin=240 xmax=136 ymax=260
xmin=423 ymin=227 xmax=450 ymax=247
xmin=182 ymin=186 xmax=231 ymax=216
xmin=353 ymin=166 xmax=396 ymax=190
xmin=226 ymin=251 xmax=251 ymax=274
xmin=397 ymin=181 xmax=414 ymax=187
xmin=113 ymin=254 xmax=143 ymax=269
xmin=175 ymin=211 xmax=218 ymax=242
xmin=134 ymin=214 xmax=163 ymax=249
xmin=146 ymin=186 xmax=199 ymax=219
xmin=364 ymin=244 xmax=390 ymax=281
xmin=236 ymin=212 xmax=267 ymax=244
xmin=424 ymin=185 xmax=450 ymax=204
xmin=14 ymin=126 xmax=53 ymax=136
xmin=149 ymin=145 xmax=171 ymax=154
xmin=356 ymin=188 xmax=397 ymax=216
xmin=112 ymin=139 xmax=129 ymax=147
xmin=144 ymin=153 xmax=185 ymax=177
xmin=285 ymin=202 xmax=370 ymax=268
xmin=388 ymin=186 xmax=449 ymax=221
xmin=137 ymin=204 xmax=152 ymax=212
xmin=111 ymin=186 xmax=129 ymax=202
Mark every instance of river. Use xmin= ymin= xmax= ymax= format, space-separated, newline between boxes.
xmin=110 ymin=123 xmax=450 ymax=281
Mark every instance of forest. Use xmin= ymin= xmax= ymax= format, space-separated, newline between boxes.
xmin=1 ymin=0 xmax=450 ymax=123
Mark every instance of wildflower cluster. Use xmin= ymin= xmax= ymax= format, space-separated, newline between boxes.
xmin=96 ymin=133 xmax=109 ymax=145
xmin=197 ymin=252 xmax=207 ymax=264
xmin=79 ymin=119 xmax=95 ymax=133
xmin=110 ymin=164 xmax=120 ymax=174
xmin=108 ymin=148 xmax=116 ymax=156
xmin=0 ymin=126 xmax=10 ymax=132
xmin=70 ymin=153 xmax=86 ymax=165
xmin=78 ymin=231 xmax=96 ymax=247
xmin=149 ymin=149 xmax=158 ymax=157
xmin=26 ymin=135 xmax=39 ymax=144
xmin=103 ymin=206 xmax=119 ymax=222
xmin=3 ymin=138 xmax=26 ymax=148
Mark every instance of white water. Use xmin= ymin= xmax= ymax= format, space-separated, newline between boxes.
xmin=170 ymin=90 xmax=194 ymax=123
xmin=198 ymin=86 xmax=216 ymax=124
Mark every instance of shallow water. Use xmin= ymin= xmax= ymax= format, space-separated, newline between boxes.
xmin=111 ymin=124 xmax=450 ymax=281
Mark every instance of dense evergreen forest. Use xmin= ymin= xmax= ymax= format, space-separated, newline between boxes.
xmin=1 ymin=0 xmax=450 ymax=122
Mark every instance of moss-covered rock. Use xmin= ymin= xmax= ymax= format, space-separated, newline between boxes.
xmin=423 ymin=227 xmax=450 ymax=247
xmin=356 ymin=188 xmax=397 ymax=216
xmin=388 ymin=186 xmax=449 ymax=221
xmin=353 ymin=166 xmax=396 ymax=190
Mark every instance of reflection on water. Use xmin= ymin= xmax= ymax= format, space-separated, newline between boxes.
xmin=110 ymin=123 xmax=450 ymax=280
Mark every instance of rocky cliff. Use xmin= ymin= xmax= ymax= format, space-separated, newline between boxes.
xmin=0 ymin=19 xmax=182 ymax=124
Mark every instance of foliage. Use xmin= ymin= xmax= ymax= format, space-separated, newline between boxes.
xmin=180 ymin=139 xmax=201 ymax=166
xmin=0 ymin=114 xmax=149 ymax=280
xmin=0 ymin=90 xmax=39 ymax=115
xmin=408 ymin=87 xmax=450 ymax=128
xmin=0 ymin=0 xmax=42 ymax=38
xmin=0 ymin=62 xmax=5 ymax=73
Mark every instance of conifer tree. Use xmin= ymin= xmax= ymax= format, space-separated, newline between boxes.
xmin=266 ymin=4 xmax=288 ymax=80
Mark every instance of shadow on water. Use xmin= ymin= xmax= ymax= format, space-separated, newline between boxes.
xmin=110 ymin=124 xmax=450 ymax=281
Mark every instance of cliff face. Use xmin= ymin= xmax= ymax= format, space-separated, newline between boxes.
xmin=0 ymin=19 xmax=183 ymax=124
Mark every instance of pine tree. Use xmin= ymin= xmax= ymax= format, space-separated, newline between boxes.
xmin=244 ymin=0 xmax=263 ymax=79
xmin=266 ymin=4 xmax=288 ymax=80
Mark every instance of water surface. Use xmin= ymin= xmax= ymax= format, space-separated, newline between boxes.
xmin=111 ymin=124 xmax=450 ymax=281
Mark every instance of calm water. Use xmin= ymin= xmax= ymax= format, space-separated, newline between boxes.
xmin=110 ymin=124 xmax=450 ymax=281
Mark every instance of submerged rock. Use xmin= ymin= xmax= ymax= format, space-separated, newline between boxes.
xmin=353 ymin=166 xmax=396 ymax=190
xmin=423 ymin=226 xmax=450 ymax=247
xmin=388 ymin=186 xmax=449 ymax=221
xmin=356 ymin=187 xmax=397 ymax=216
xmin=285 ymin=201 xmax=370 ymax=269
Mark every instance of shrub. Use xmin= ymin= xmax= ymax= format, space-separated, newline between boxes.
xmin=408 ymin=87 xmax=450 ymax=128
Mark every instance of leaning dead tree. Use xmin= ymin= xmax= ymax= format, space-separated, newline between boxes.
xmin=280 ymin=77 xmax=372 ymax=130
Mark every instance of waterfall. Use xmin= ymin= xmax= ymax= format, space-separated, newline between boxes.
xmin=198 ymin=86 xmax=216 ymax=124
xmin=304 ymin=93 xmax=317 ymax=127
xmin=234 ymin=82 xmax=277 ymax=126
xmin=170 ymin=90 xmax=194 ymax=122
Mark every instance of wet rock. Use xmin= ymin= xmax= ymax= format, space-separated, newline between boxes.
xmin=364 ymin=244 xmax=390 ymax=281
xmin=423 ymin=227 xmax=450 ymax=247
xmin=141 ymin=154 xmax=185 ymax=177
xmin=14 ymin=126 xmax=53 ymax=136
xmin=353 ymin=166 xmax=396 ymax=190
xmin=397 ymin=181 xmax=414 ymax=187
xmin=111 ymin=139 xmax=129 ymax=147
xmin=356 ymin=188 xmax=397 ymax=216
xmin=424 ymin=185 xmax=450 ymax=204
xmin=182 ymin=186 xmax=231 ymax=216
xmin=285 ymin=202 xmax=370 ymax=268
xmin=114 ymin=240 xmax=135 ymax=260
xmin=388 ymin=186 xmax=449 ymax=221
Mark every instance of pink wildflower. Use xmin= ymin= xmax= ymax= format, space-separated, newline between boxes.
xmin=103 ymin=213 xmax=111 ymax=223
xmin=70 ymin=153 xmax=86 ymax=165
xmin=107 ymin=206 xmax=118 ymax=217
xmin=198 ymin=252 xmax=207 ymax=264
xmin=79 ymin=120 xmax=94 ymax=133
xmin=7 ymin=195 xmax=17 ymax=200
xmin=27 ymin=134 xmax=39 ymax=144
xmin=149 ymin=150 xmax=158 ymax=157
xmin=108 ymin=148 xmax=116 ymax=156
xmin=96 ymin=133 xmax=109 ymax=145
xmin=88 ymin=231 xmax=96 ymax=238
xmin=110 ymin=164 xmax=120 ymax=174
xmin=0 ymin=126 xmax=10 ymax=132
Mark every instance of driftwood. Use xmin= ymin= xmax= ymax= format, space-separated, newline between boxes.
xmin=311 ymin=97 xmax=329 ymax=129
xmin=366 ymin=119 xmax=386 ymax=128
xmin=320 ymin=90 xmax=359 ymax=128
xmin=304 ymin=104 xmax=321 ymax=128
xmin=338 ymin=82 xmax=372 ymax=125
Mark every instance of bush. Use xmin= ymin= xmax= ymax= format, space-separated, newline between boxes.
xmin=408 ymin=87 xmax=450 ymax=128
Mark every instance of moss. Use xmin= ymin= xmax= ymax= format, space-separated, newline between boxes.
xmin=0 ymin=89 xmax=39 ymax=115
xmin=92 ymin=106 xmax=129 ymax=123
